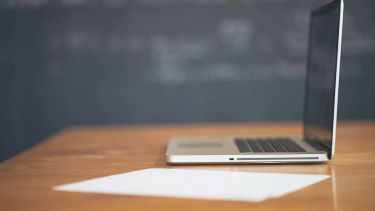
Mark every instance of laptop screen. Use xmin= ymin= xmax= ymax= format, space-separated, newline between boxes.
xmin=303 ymin=0 xmax=342 ymax=158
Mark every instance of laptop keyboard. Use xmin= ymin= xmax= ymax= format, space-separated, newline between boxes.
xmin=234 ymin=138 xmax=305 ymax=153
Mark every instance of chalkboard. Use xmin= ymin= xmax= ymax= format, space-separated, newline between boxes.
xmin=0 ymin=0 xmax=374 ymax=161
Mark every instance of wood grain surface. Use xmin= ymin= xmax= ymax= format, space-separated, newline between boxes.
xmin=0 ymin=121 xmax=374 ymax=211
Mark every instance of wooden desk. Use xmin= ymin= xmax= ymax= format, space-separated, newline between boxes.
xmin=0 ymin=122 xmax=374 ymax=211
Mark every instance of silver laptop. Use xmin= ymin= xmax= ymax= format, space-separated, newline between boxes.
xmin=166 ymin=0 xmax=344 ymax=164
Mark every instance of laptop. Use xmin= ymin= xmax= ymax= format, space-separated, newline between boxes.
xmin=166 ymin=0 xmax=344 ymax=164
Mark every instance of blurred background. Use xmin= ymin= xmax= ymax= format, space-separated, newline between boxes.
xmin=0 ymin=0 xmax=374 ymax=161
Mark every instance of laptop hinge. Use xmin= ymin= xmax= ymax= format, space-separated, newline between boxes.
xmin=303 ymin=137 xmax=332 ymax=159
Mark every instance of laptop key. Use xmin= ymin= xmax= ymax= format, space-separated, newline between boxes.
xmin=258 ymin=139 xmax=275 ymax=152
xmin=246 ymin=139 xmax=263 ymax=152
xmin=290 ymin=139 xmax=305 ymax=152
xmin=279 ymin=138 xmax=305 ymax=152
xmin=234 ymin=138 xmax=251 ymax=153
xmin=268 ymin=139 xmax=288 ymax=152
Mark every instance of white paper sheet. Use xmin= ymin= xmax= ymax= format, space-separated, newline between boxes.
xmin=53 ymin=168 xmax=329 ymax=202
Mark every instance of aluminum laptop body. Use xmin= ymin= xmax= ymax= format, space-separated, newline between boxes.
xmin=166 ymin=0 xmax=344 ymax=164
